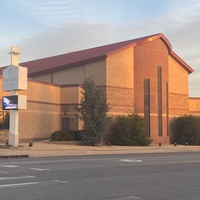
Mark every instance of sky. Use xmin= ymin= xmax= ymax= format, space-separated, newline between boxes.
xmin=0 ymin=0 xmax=200 ymax=96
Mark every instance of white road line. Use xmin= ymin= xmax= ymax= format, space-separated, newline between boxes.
xmin=1 ymin=165 xmax=19 ymax=168
xmin=0 ymin=171 xmax=9 ymax=174
xmin=113 ymin=196 xmax=142 ymax=200
xmin=0 ymin=182 xmax=39 ymax=188
xmin=0 ymin=175 xmax=35 ymax=181
xmin=120 ymin=159 xmax=143 ymax=163
xmin=29 ymin=168 xmax=50 ymax=171
xmin=127 ymin=196 xmax=142 ymax=199
xmin=54 ymin=180 xmax=68 ymax=184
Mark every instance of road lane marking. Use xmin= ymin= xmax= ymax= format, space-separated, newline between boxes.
xmin=0 ymin=171 xmax=9 ymax=174
xmin=0 ymin=175 xmax=35 ymax=181
xmin=54 ymin=180 xmax=68 ymax=184
xmin=1 ymin=165 xmax=19 ymax=168
xmin=29 ymin=168 xmax=50 ymax=171
xmin=120 ymin=159 xmax=143 ymax=163
xmin=113 ymin=196 xmax=142 ymax=200
xmin=127 ymin=196 xmax=142 ymax=199
xmin=0 ymin=182 xmax=39 ymax=189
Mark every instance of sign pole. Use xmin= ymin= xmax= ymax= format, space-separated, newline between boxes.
xmin=8 ymin=48 xmax=20 ymax=146
xmin=8 ymin=91 xmax=19 ymax=146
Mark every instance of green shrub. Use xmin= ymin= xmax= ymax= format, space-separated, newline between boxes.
xmin=171 ymin=115 xmax=200 ymax=145
xmin=68 ymin=130 xmax=83 ymax=141
xmin=107 ymin=114 xmax=152 ymax=146
xmin=51 ymin=130 xmax=83 ymax=141
xmin=51 ymin=130 xmax=61 ymax=141
xmin=51 ymin=130 xmax=71 ymax=141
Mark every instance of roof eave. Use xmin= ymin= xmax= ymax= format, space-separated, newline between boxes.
xmin=157 ymin=33 xmax=193 ymax=74
xmin=170 ymin=51 xmax=194 ymax=74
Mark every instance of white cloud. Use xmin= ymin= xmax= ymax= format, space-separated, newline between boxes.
xmin=16 ymin=0 xmax=78 ymax=27
xmin=1 ymin=0 xmax=200 ymax=96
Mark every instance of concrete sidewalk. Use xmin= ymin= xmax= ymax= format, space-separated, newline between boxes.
xmin=0 ymin=141 xmax=200 ymax=158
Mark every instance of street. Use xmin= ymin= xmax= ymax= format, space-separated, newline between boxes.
xmin=0 ymin=153 xmax=200 ymax=200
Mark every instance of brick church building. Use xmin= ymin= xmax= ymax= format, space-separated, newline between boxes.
xmin=1 ymin=33 xmax=200 ymax=144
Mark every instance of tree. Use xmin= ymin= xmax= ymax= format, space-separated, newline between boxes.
xmin=77 ymin=77 xmax=111 ymax=145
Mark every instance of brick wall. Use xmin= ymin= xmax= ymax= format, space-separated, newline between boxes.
xmin=106 ymin=46 xmax=134 ymax=115
xmin=189 ymin=97 xmax=200 ymax=116
xmin=168 ymin=55 xmax=189 ymax=116
xmin=134 ymin=38 xmax=169 ymax=144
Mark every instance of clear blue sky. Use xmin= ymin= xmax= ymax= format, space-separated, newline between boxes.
xmin=0 ymin=0 xmax=200 ymax=96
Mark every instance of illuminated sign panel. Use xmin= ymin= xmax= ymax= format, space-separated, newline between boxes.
xmin=2 ymin=95 xmax=27 ymax=110
xmin=2 ymin=95 xmax=18 ymax=110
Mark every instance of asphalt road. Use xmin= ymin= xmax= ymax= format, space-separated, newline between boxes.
xmin=0 ymin=152 xmax=199 ymax=200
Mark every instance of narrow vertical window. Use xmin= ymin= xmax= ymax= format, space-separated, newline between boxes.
xmin=157 ymin=66 xmax=162 ymax=136
xmin=166 ymin=81 xmax=169 ymax=136
xmin=144 ymin=79 xmax=150 ymax=136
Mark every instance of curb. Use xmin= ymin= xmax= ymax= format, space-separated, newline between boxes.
xmin=0 ymin=155 xmax=29 ymax=159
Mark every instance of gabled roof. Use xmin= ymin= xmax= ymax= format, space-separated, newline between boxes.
xmin=22 ymin=33 xmax=161 ymax=77
xmin=1 ymin=33 xmax=194 ymax=76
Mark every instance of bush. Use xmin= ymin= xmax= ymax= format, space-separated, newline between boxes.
xmin=68 ymin=130 xmax=82 ymax=141
xmin=171 ymin=115 xmax=200 ymax=145
xmin=51 ymin=130 xmax=83 ymax=141
xmin=107 ymin=114 xmax=152 ymax=146
xmin=51 ymin=130 xmax=71 ymax=141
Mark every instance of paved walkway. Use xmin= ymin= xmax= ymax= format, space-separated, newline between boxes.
xmin=0 ymin=141 xmax=200 ymax=158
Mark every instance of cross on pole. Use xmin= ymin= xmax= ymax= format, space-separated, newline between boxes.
xmin=10 ymin=46 xmax=20 ymax=66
